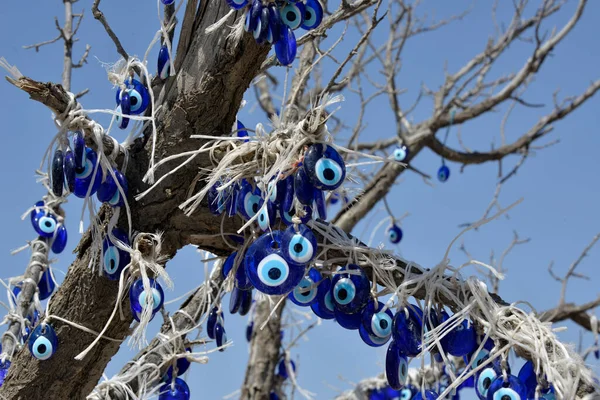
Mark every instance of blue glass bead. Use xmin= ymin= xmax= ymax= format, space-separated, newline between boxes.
xmin=275 ymin=25 xmax=297 ymax=66
xmin=30 ymin=201 xmax=58 ymax=238
xmin=257 ymin=199 xmax=276 ymax=231
xmin=413 ymin=390 xmax=438 ymax=400
xmin=161 ymin=0 xmax=175 ymax=4
xmin=442 ymin=318 xmax=476 ymax=357
xmin=246 ymin=321 xmax=253 ymax=342
xmin=279 ymin=1 xmax=304 ymax=30
xmin=424 ymin=307 xmax=448 ymax=332
xmin=288 ymin=267 xmax=322 ymax=306
xmin=238 ymin=289 xmax=253 ymax=316
xmin=0 ymin=360 xmax=10 ymax=386
xmin=28 ymin=324 xmax=58 ymax=360
xmin=108 ymin=170 xmax=128 ymax=208
xmin=237 ymin=180 xmax=262 ymax=221
xmin=301 ymin=0 xmax=323 ymax=29
xmin=229 ymin=286 xmax=244 ymax=315
xmin=227 ymin=184 xmax=239 ymax=216
xmin=385 ymin=341 xmax=408 ymax=390
xmin=115 ymin=78 xmax=150 ymax=115
xmin=165 ymin=347 xmax=192 ymax=381
xmin=74 ymin=147 xmax=102 ymax=198
xmin=334 ymin=307 xmax=363 ymax=330
xmin=244 ymin=0 xmax=262 ymax=32
xmin=52 ymin=224 xmax=69 ymax=255
xmin=235 ymin=254 xmax=254 ymax=291
xmin=465 ymin=337 xmax=494 ymax=367
xmin=518 ymin=361 xmax=542 ymax=399
xmin=63 ymin=148 xmax=76 ymax=192
xmin=438 ymin=164 xmax=450 ymax=182
xmin=129 ymin=278 xmax=164 ymax=322
xmin=359 ymin=324 xmax=390 ymax=347
xmin=294 ymin=167 xmax=315 ymax=205
xmin=222 ymin=252 xmax=237 ymax=279
xmin=207 ymin=183 xmax=227 ymax=216
xmin=369 ymin=387 xmax=387 ymax=400
xmin=214 ymin=322 xmax=227 ymax=351
xmin=303 ymin=144 xmax=346 ymax=190
xmin=207 ymin=307 xmax=224 ymax=340
xmin=244 ymin=231 xmax=305 ymax=295
xmin=277 ymin=359 xmax=296 ymax=379
xmin=97 ymin=171 xmax=117 ymax=203
xmin=281 ymin=176 xmax=295 ymax=214
xmin=226 ymin=0 xmax=248 ymax=10
xmin=393 ymin=145 xmax=409 ymax=162
xmin=159 ymin=377 xmax=190 ymax=400
xmin=158 ymin=45 xmax=170 ymax=80
xmin=361 ymin=301 xmax=393 ymax=341
xmin=51 ymin=149 xmax=64 ymax=197
xmin=310 ymin=278 xmax=335 ymax=319
xmin=487 ymin=375 xmax=527 ymax=400
xmin=392 ymin=305 xmax=423 ymax=357
xmin=254 ymin=7 xmax=270 ymax=44
xmin=38 ymin=269 xmax=56 ymax=300
xmin=331 ymin=265 xmax=370 ymax=314
xmin=103 ymin=228 xmax=131 ymax=280
xmin=475 ymin=361 xmax=503 ymax=400
xmin=267 ymin=4 xmax=282 ymax=43
xmin=72 ymin=130 xmax=86 ymax=171
xmin=267 ymin=176 xmax=288 ymax=205
xmin=313 ymin=188 xmax=327 ymax=220
xmin=270 ymin=391 xmax=280 ymax=400
xmin=281 ymin=224 xmax=317 ymax=266
xmin=116 ymin=92 xmax=131 ymax=130
xmin=236 ymin=120 xmax=249 ymax=142
xmin=387 ymin=224 xmax=403 ymax=244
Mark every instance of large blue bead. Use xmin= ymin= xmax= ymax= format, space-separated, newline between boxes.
xmin=361 ymin=300 xmax=393 ymax=341
xmin=102 ymin=228 xmax=131 ymax=280
xmin=385 ymin=341 xmax=408 ymax=389
xmin=63 ymin=148 xmax=76 ymax=192
xmin=301 ymin=0 xmax=323 ymax=30
xmin=245 ymin=231 xmax=305 ymax=295
xmin=391 ymin=304 xmax=423 ymax=357
xmin=280 ymin=224 xmax=317 ymax=266
xmin=442 ymin=318 xmax=476 ymax=357
xmin=237 ymin=180 xmax=262 ymax=221
xmin=303 ymin=144 xmax=346 ymax=190
xmin=157 ymin=45 xmax=170 ymax=80
xmin=158 ymin=377 xmax=190 ymax=400
xmin=393 ymin=145 xmax=409 ymax=162
xmin=294 ymin=167 xmax=314 ymax=205
xmin=333 ymin=308 xmax=363 ymax=330
xmin=30 ymin=201 xmax=59 ymax=238
xmin=129 ymin=278 xmax=165 ymax=322
xmin=115 ymin=78 xmax=150 ymax=116
xmin=330 ymin=265 xmax=370 ymax=314
xmin=438 ymin=164 xmax=450 ymax=182
xmin=28 ymin=324 xmax=58 ymax=360
xmin=279 ymin=1 xmax=305 ymax=30
xmin=518 ymin=361 xmax=551 ymax=399
xmin=387 ymin=224 xmax=403 ymax=244
xmin=74 ymin=147 xmax=102 ymax=198
xmin=51 ymin=149 xmax=64 ymax=197
xmin=310 ymin=278 xmax=334 ymax=319
xmin=207 ymin=307 xmax=224 ymax=340
xmin=72 ymin=130 xmax=86 ymax=171
xmin=275 ymin=25 xmax=297 ymax=66
xmin=288 ymin=267 xmax=322 ymax=306
xmin=38 ymin=269 xmax=56 ymax=300
xmin=487 ymin=375 xmax=527 ymax=400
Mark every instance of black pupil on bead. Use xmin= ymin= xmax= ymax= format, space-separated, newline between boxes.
xmin=338 ymin=288 xmax=347 ymax=300
xmin=130 ymin=96 xmax=138 ymax=105
xmin=260 ymin=214 xmax=265 ymax=221
xmin=268 ymin=268 xmax=281 ymax=280
xmin=287 ymin=11 xmax=296 ymax=21
xmin=44 ymin=221 xmax=52 ymax=228
xmin=501 ymin=396 xmax=511 ymax=400
xmin=323 ymin=168 xmax=335 ymax=180
xmin=110 ymin=259 xmax=116 ymax=269
xmin=37 ymin=344 xmax=47 ymax=353
xmin=379 ymin=319 xmax=388 ymax=329
xmin=401 ymin=364 xmax=406 ymax=375
xmin=288 ymin=208 xmax=296 ymax=217
xmin=293 ymin=243 xmax=303 ymax=253
xmin=483 ymin=378 xmax=491 ymax=389
xmin=305 ymin=10 xmax=311 ymax=19
xmin=252 ymin=203 xmax=259 ymax=213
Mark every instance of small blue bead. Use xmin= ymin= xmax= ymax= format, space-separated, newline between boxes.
xmin=413 ymin=390 xmax=438 ymax=400
xmin=246 ymin=321 xmax=253 ymax=342
xmin=115 ymin=78 xmax=150 ymax=116
xmin=214 ymin=323 xmax=227 ymax=351
xmin=238 ymin=289 xmax=253 ymax=316
xmin=279 ymin=1 xmax=305 ymax=30
xmin=300 ymin=0 xmax=323 ymax=30
xmin=442 ymin=318 xmax=476 ymax=357
xmin=280 ymin=224 xmax=317 ymax=266
xmin=438 ymin=164 xmax=450 ymax=182
xmin=28 ymin=324 xmax=58 ymax=360
xmin=157 ymin=45 xmax=170 ymax=80
xmin=0 ymin=360 xmax=10 ymax=387
xmin=330 ymin=265 xmax=370 ymax=314
xmin=267 ymin=4 xmax=283 ymax=43
xmin=116 ymin=92 xmax=131 ymax=129
xmin=276 ymin=359 xmax=296 ymax=379
xmin=361 ymin=300 xmax=393 ymax=341
xmin=236 ymin=120 xmax=249 ymax=142
xmin=313 ymin=188 xmax=327 ymax=220
xmin=229 ymin=286 xmax=245 ymax=314
xmin=244 ymin=0 xmax=262 ymax=32
xmin=333 ymin=307 xmax=363 ymax=330
xmin=387 ymin=224 xmax=403 ymax=244
xmin=129 ymin=278 xmax=164 ymax=322
xmin=96 ymin=171 xmax=118 ymax=203
xmin=237 ymin=180 xmax=262 ymax=221
xmin=254 ymin=7 xmax=270 ymax=44
xmin=310 ymin=278 xmax=335 ymax=320
xmin=38 ymin=269 xmax=56 ymax=300
xmin=102 ymin=229 xmax=131 ymax=280
xmin=51 ymin=149 xmax=64 ymax=197
xmin=30 ymin=201 xmax=58 ymax=238
xmin=207 ymin=308 xmax=224 ymax=340
xmin=161 ymin=0 xmax=175 ymax=4
xmin=226 ymin=0 xmax=248 ymax=10
xmin=288 ymin=267 xmax=322 ymax=307
xmin=63 ymin=148 xmax=76 ymax=193
xmin=256 ymin=199 xmax=276 ymax=231
xmin=74 ymin=147 xmax=103 ymax=198
xmin=475 ymin=360 xmax=504 ymax=400
xmin=393 ymin=145 xmax=409 ymax=162
xmin=158 ymin=377 xmax=190 ymax=400
xmin=294 ymin=167 xmax=315 ymax=205
xmin=164 ymin=347 xmax=192 ymax=381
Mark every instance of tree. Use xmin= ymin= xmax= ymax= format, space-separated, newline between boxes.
xmin=0 ymin=0 xmax=599 ymax=399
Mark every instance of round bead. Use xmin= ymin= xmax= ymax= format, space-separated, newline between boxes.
xmin=276 ymin=359 xmax=296 ymax=379
xmin=303 ymin=144 xmax=346 ymax=190
xmin=442 ymin=318 xmax=476 ymax=357
xmin=487 ymin=374 xmax=527 ymax=400
xmin=391 ymin=304 xmax=423 ymax=357
xmin=438 ymin=164 xmax=450 ymax=182
xmin=385 ymin=341 xmax=408 ymax=390
xmin=280 ymin=224 xmax=318 ymax=266
xmin=361 ymin=300 xmax=393 ymax=341
xmin=164 ymin=347 xmax=192 ymax=381
xmin=330 ymin=265 xmax=370 ymax=314
xmin=115 ymin=78 xmax=150 ymax=116
xmin=28 ymin=324 xmax=58 ymax=360
xmin=333 ymin=307 xmax=363 ymax=330
xmin=413 ymin=390 xmax=438 ymax=400
xmin=129 ymin=278 xmax=165 ymax=322
xmin=300 ymin=0 xmax=323 ymax=30
xmin=387 ymin=224 xmax=403 ymax=244
xmin=30 ymin=201 xmax=59 ymax=238
xmin=288 ymin=268 xmax=323 ymax=306
xmin=102 ymin=228 xmax=131 ymax=280
xmin=158 ymin=377 xmax=190 ymax=400
xmin=74 ymin=147 xmax=103 ymax=198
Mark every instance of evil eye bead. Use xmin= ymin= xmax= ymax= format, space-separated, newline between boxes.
xmin=310 ymin=278 xmax=335 ymax=319
xmin=399 ymin=386 xmax=417 ymax=400
xmin=30 ymin=202 xmax=58 ymax=238
xmin=38 ymin=269 xmax=56 ymax=300
xmin=393 ymin=145 xmax=409 ymax=162
xmin=300 ymin=0 xmax=323 ymax=29
xmin=288 ymin=268 xmax=322 ymax=306
xmin=281 ymin=176 xmax=295 ymax=215
xmin=279 ymin=0 xmax=305 ymax=30
xmin=207 ymin=307 xmax=224 ymax=340
xmin=257 ymin=200 xmax=276 ymax=231
xmin=313 ymin=188 xmax=327 ymax=220
xmin=63 ymin=148 xmax=76 ymax=192
xmin=161 ymin=0 xmax=175 ymax=4
xmin=129 ymin=278 xmax=165 ymax=322
xmin=334 ymin=307 xmax=362 ymax=330
xmin=387 ymin=224 xmax=403 ymax=244
xmin=74 ymin=147 xmax=102 ymax=198
xmin=244 ymin=0 xmax=262 ymax=33
xmin=102 ymin=228 xmax=131 ymax=280
xmin=413 ymin=391 xmax=438 ymax=400
xmin=237 ymin=180 xmax=262 ymax=221
xmin=277 ymin=359 xmax=296 ymax=379
xmin=362 ymin=301 xmax=393 ymax=340
xmin=158 ymin=377 xmax=191 ymax=400
xmin=476 ymin=363 xmax=502 ymax=399
xmin=165 ymin=347 xmax=192 ymax=381
xmin=294 ymin=167 xmax=315 ymax=205
xmin=254 ymin=7 xmax=270 ymax=44
xmin=518 ymin=361 xmax=546 ymax=400
xmin=157 ymin=45 xmax=170 ymax=80
xmin=392 ymin=304 xmax=423 ymax=357
xmin=487 ymin=375 xmax=527 ymax=400
xmin=214 ymin=323 xmax=227 ymax=351
xmin=51 ymin=149 xmax=64 ymax=197
xmin=359 ymin=324 xmax=390 ymax=347
xmin=235 ymin=254 xmax=254 ymax=291
xmin=222 ymin=252 xmax=237 ymax=279
xmin=281 ymin=224 xmax=317 ymax=265
xmin=331 ymin=265 xmax=370 ymax=314
xmin=385 ymin=341 xmax=408 ymax=390
xmin=438 ymin=164 xmax=450 ymax=182
xmin=238 ymin=289 xmax=253 ymax=316
xmin=275 ymin=25 xmax=297 ymax=66
xmin=116 ymin=78 xmax=150 ymax=115
xmin=28 ymin=324 xmax=58 ymax=360
xmin=226 ymin=0 xmax=248 ymax=10
xmin=303 ymin=144 xmax=346 ymax=190
xmin=207 ymin=183 xmax=228 ymax=216
xmin=442 ymin=318 xmax=476 ymax=357
xmin=267 ymin=3 xmax=283 ymax=43
xmin=245 ymin=231 xmax=305 ymax=295
xmin=97 ymin=171 xmax=117 ymax=203
xmin=72 ymin=130 xmax=86 ymax=171
xmin=116 ymin=92 xmax=131 ymax=130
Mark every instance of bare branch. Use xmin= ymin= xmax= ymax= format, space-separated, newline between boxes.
xmin=92 ymin=0 xmax=129 ymax=61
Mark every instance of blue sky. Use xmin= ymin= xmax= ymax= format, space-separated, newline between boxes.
xmin=0 ymin=1 xmax=599 ymax=399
